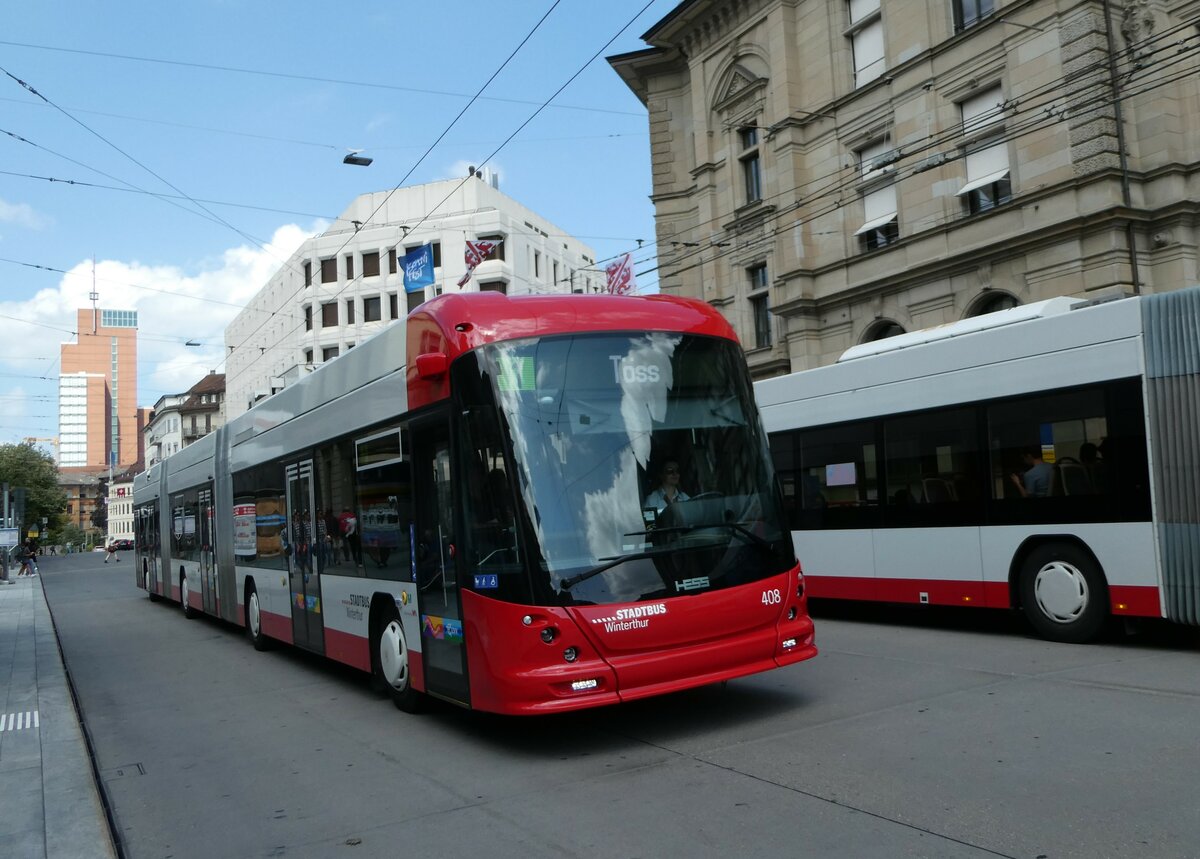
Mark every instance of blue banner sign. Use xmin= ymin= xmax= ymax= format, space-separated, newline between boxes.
xmin=403 ymin=244 xmax=435 ymax=293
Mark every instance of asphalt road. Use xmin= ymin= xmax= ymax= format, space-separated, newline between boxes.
xmin=42 ymin=552 xmax=1200 ymax=859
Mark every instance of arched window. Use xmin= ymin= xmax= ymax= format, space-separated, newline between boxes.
xmin=966 ymin=292 xmax=1019 ymax=317
xmin=864 ymin=320 xmax=905 ymax=342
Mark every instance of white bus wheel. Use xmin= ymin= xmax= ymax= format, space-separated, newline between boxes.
xmin=246 ymin=585 xmax=270 ymax=651
xmin=181 ymin=572 xmax=197 ymax=619
xmin=1018 ymin=544 xmax=1108 ymax=643
xmin=373 ymin=608 xmax=424 ymax=714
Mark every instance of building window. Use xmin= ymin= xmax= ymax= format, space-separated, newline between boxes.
xmin=967 ymin=292 xmax=1020 ymax=317
xmin=320 ymin=258 xmax=336 ymax=283
xmin=848 ymin=0 xmax=885 ymax=87
xmin=479 ymin=280 xmax=508 ymax=294
xmin=321 ymin=302 xmax=338 ymax=327
xmin=389 ymin=248 xmax=397 ymax=274
xmin=363 ymin=251 xmax=380 ymax=278
xmin=303 ymin=261 xmax=312 ymax=286
xmin=748 ymin=264 xmax=768 ymax=292
xmin=304 ymin=348 xmax=313 ymax=365
xmin=750 ymin=293 xmax=772 ymax=349
xmin=739 ymin=127 xmax=762 ymax=204
xmin=407 ymin=291 xmax=425 ymax=313
xmin=304 ymin=305 xmax=312 ymax=331
xmin=322 ymin=346 xmax=339 ymax=362
xmin=958 ymin=87 xmax=1011 ymax=214
xmin=345 ymin=299 xmax=355 ymax=325
xmin=954 ymin=0 xmax=994 ymax=31
xmin=389 ymin=293 xmax=398 ymax=319
xmin=856 ymin=139 xmax=899 ymax=251
xmin=363 ymin=296 xmax=382 ymax=322
xmin=865 ymin=320 xmax=905 ymax=341
xmin=345 ymin=254 xmax=354 ymax=280
xmin=533 ymin=251 xmax=541 ymax=280
xmin=478 ymin=235 xmax=505 ymax=261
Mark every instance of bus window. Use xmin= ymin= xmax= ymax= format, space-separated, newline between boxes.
xmin=883 ymin=407 xmax=981 ymax=525
xmin=351 ymin=430 xmax=411 ymax=580
xmin=988 ymin=389 xmax=1108 ymax=501
xmin=795 ymin=421 xmax=879 ymax=529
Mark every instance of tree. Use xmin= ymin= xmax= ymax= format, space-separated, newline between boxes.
xmin=0 ymin=443 xmax=67 ymax=537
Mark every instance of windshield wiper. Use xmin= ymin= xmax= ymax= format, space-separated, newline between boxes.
xmin=628 ymin=521 xmax=776 ymax=550
xmin=559 ymin=549 xmax=668 ymax=590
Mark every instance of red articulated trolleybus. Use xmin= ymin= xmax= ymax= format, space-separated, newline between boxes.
xmin=134 ymin=293 xmax=817 ymax=715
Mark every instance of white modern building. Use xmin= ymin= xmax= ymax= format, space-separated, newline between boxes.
xmin=143 ymin=392 xmax=187 ymax=467
xmin=107 ymin=477 xmax=134 ymax=546
xmin=57 ymin=372 xmax=102 ymax=468
xmin=225 ymin=172 xmax=602 ymax=417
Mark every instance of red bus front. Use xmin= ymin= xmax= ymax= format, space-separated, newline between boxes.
xmin=407 ymin=296 xmax=816 ymax=714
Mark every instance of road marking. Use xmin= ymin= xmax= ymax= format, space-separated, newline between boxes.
xmin=0 ymin=711 xmax=39 ymax=731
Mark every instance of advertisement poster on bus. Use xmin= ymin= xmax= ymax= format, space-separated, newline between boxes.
xmin=233 ymin=504 xmax=257 ymax=557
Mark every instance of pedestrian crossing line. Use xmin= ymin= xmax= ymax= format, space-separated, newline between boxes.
xmin=0 ymin=711 xmax=40 ymax=731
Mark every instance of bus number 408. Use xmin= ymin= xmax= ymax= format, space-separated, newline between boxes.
xmin=761 ymin=588 xmax=782 ymax=606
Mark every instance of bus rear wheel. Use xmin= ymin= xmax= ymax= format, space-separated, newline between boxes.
xmin=246 ymin=584 xmax=270 ymax=651
xmin=1018 ymin=543 xmax=1108 ymax=643
xmin=373 ymin=608 xmax=423 ymax=714
xmin=181 ymin=572 xmax=198 ymax=619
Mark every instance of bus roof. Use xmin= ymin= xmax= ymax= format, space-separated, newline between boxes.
xmin=407 ymin=292 xmax=739 ymax=409
xmin=837 ymin=296 xmax=1084 ymax=362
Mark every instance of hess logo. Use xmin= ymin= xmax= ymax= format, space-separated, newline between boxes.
xmin=610 ymin=355 xmax=661 ymax=384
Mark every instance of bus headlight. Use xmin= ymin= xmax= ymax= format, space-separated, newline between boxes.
xmin=563 ymin=646 xmax=579 ymax=663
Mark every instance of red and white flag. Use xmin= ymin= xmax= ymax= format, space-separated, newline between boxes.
xmin=604 ymin=252 xmax=636 ymax=295
xmin=457 ymin=238 xmax=501 ymax=287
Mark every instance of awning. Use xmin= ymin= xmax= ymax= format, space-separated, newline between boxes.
xmin=854 ymin=212 xmax=897 ymax=236
xmin=956 ymin=169 xmax=1010 ymax=196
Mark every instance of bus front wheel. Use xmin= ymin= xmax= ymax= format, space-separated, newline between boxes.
xmin=373 ymin=608 xmax=423 ymax=714
xmin=1018 ymin=543 xmax=1108 ymax=643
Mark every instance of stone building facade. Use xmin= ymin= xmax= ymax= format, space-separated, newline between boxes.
xmin=609 ymin=0 xmax=1200 ymax=378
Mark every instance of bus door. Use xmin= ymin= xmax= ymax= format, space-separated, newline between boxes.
xmin=285 ymin=460 xmax=325 ymax=654
xmin=144 ymin=505 xmax=162 ymax=595
xmin=412 ymin=421 xmax=469 ymax=705
xmin=199 ymin=487 xmax=219 ymax=615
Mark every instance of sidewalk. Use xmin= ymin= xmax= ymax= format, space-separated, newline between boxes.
xmin=0 ymin=568 xmax=117 ymax=859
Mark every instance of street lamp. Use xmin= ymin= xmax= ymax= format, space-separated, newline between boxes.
xmin=343 ymin=149 xmax=373 ymax=167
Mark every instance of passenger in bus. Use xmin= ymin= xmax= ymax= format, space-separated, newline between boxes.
xmin=324 ymin=508 xmax=343 ymax=565
xmin=1079 ymin=442 xmax=1109 ymax=494
xmin=339 ymin=507 xmax=362 ymax=567
xmin=1010 ymin=447 xmax=1052 ymax=498
xmin=643 ymin=459 xmax=690 ymax=514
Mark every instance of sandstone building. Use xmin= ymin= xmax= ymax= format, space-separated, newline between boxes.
xmin=609 ymin=0 xmax=1200 ymax=377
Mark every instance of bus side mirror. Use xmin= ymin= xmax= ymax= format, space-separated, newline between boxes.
xmin=415 ymin=353 xmax=449 ymax=380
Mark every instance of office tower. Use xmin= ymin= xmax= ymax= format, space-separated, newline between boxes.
xmin=59 ymin=308 xmax=141 ymax=469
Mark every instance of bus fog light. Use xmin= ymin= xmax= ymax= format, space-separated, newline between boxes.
xmin=796 ymin=582 xmax=805 ymax=598
xmin=787 ymin=607 xmax=797 ymax=620
xmin=522 ymin=615 xmax=533 ymax=626
xmin=540 ymin=627 xmax=557 ymax=643
xmin=563 ymin=646 xmax=579 ymax=663
xmin=781 ymin=637 xmax=797 ymax=649
xmin=571 ymin=678 xmax=597 ymax=691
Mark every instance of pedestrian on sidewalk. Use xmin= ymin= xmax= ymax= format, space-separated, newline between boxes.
xmin=104 ymin=540 xmax=121 ymax=564
xmin=18 ymin=540 xmax=38 ymax=577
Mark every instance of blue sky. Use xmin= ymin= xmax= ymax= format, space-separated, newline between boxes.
xmin=0 ymin=0 xmax=675 ymax=448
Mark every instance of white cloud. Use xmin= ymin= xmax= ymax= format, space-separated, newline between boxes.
xmin=0 ymin=222 xmax=317 ymax=445
xmin=0 ymin=197 xmax=49 ymax=229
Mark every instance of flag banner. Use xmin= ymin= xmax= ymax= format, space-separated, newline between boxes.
xmin=457 ymin=238 xmax=501 ymax=288
xmin=402 ymin=244 xmax=436 ymax=294
xmin=604 ymin=252 xmax=636 ymax=295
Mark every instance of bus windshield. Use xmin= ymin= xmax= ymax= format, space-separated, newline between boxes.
xmin=455 ymin=332 xmax=795 ymax=607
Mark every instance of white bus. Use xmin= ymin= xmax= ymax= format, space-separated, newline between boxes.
xmin=755 ymin=286 xmax=1200 ymax=642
